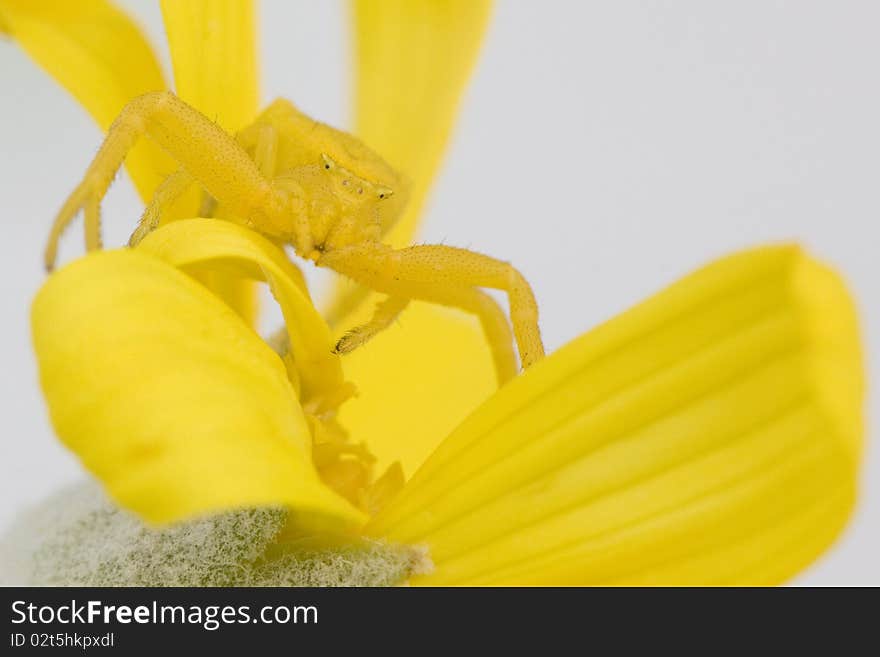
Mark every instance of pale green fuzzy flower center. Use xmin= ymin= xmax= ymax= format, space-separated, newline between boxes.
xmin=0 ymin=482 xmax=430 ymax=586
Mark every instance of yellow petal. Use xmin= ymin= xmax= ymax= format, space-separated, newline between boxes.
xmin=137 ymin=219 xmax=348 ymax=410
xmin=351 ymin=0 xmax=493 ymax=244
xmin=337 ymin=303 xmax=498 ymax=477
xmin=160 ymin=0 xmax=258 ymax=133
xmin=369 ymin=245 xmax=864 ymax=585
xmin=159 ymin=0 xmax=260 ymax=324
xmin=32 ymin=249 xmax=364 ymax=529
xmin=0 ymin=0 xmax=173 ymax=201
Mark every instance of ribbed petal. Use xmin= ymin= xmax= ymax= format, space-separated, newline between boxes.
xmin=32 ymin=248 xmax=364 ymax=530
xmin=160 ymin=0 xmax=258 ymax=133
xmin=368 ymin=245 xmax=864 ymax=585
xmin=0 ymin=0 xmax=173 ymax=200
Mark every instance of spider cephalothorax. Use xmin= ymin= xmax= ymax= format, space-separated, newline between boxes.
xmin=46 ymin=91 xmax=544 ymax=384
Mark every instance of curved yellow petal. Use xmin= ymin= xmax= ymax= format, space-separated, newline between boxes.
xmin=31 ymin=249 xmax=364 ymax=529
xmin=137 ymin=219 xmax=348 ymax=410
xmin=369 ymin=245 xmax=864 ymax=585
xmin=351 ymin=0 xmax=492 ymax=244
xmin=0 ymin=0 xmax=173 ymax=200
xmin=160 ymin=0 xmax=258 ymax=133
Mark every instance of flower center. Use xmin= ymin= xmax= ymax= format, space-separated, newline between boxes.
xmin=308 ymin=415 xmax=406 ymax=515
xmin=268 ymin=329 xmax=403 ymax=515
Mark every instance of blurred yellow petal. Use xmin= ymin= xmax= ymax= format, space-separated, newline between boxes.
xmin=159 ymin=0 xmax=260 ymax=323
xmin=137 ymin=219 xmax=348 ymax=410
xmin=327 ymin=1 xmax=498 ymax=476
xmin=0 ymin=0 xmax=173 ymax=200
xmin=160 ymin=0 xmax=258 ymax=133
xmin=370 ymin=245 xmax=864 ymax=585
xmin=32 ymin=249 xmax=364 ymax=529
xmin=351 ymin=0 xmax=492 ymax=244
xmin=337 ymin=303 xmax=498 ymax=477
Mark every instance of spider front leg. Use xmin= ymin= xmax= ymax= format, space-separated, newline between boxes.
xmin=421 ymin=285 xmax=519 ymax=383
xmin=194 ymin=123 xmax=282 ymax=227
xmin=130 ymin=117 xmax=278 ymax=246
xmin=334 ymin=296 xmax=410 ymax=355
xmin=320 ymin=243 xmax=543 ymax=374
xmin=46 ymin=91 xmax=307 ymax=269
xmin=193 ymin=123 xmax=282 ymax=225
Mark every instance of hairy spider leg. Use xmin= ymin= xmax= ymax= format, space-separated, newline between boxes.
xmin=132 ymin=122 xmax=282 ymax=247
xmin=195 ymin=122 xmax=282 ymax=223
xmin=46 ymin=91 xmax=308 ymax=270
xmin=334 ymin=296 xmax=411 ymax=354
xmin=335 ymin=285 xmax=517 ymax=384
xmin=320 ymin=243 xmax=543 ymax=372
xmin=130 ymin=168 xmax=195 ymax=246
xmin=422 ymin=286 xmax=519 ymax=384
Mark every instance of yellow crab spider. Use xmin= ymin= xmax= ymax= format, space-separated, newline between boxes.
xmin=46 ymin=91 xmax=545 ymax=382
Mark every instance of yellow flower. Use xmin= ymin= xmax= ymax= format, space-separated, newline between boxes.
xmin=2 ymin=0 xmax=865 ymax=585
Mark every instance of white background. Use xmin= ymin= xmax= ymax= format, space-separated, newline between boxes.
xmin=1 ymin=1 xmax=877 ymax=584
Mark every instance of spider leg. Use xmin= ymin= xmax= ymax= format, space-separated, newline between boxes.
xmin=333 ymin=286 xmax=516 ymax=384
xmin=334 ymin=296 xmax=410 ymax=355
xmin=236 ymin=117 xmax=316 ymax=253
xmin=130 ymin=120 xmax=283 ymax=246
xmin=84 ymin=193 xmax=101 ymax=252
xmin=129 ymin=168 xmax=195 ymax=246
xmin=422 ymin=286 xmax=518 ymax=384
xmin=211 ymin=122 xmax=281 ymax=217
xmin=198 ymin=191 xmax=218 ymax=219
xmin=320 ymin=243 xmax=542 ymax=374
xmin=46 ymin=91 xmax=304 ymax=270
xmin=196 ymin=122 xmax=282 ymax=222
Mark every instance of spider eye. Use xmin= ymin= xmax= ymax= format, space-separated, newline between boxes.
xmin=376 ymin=186 xmax=393 ymax=200
xmin=320 ymin=153 xmax=335 ymax=171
